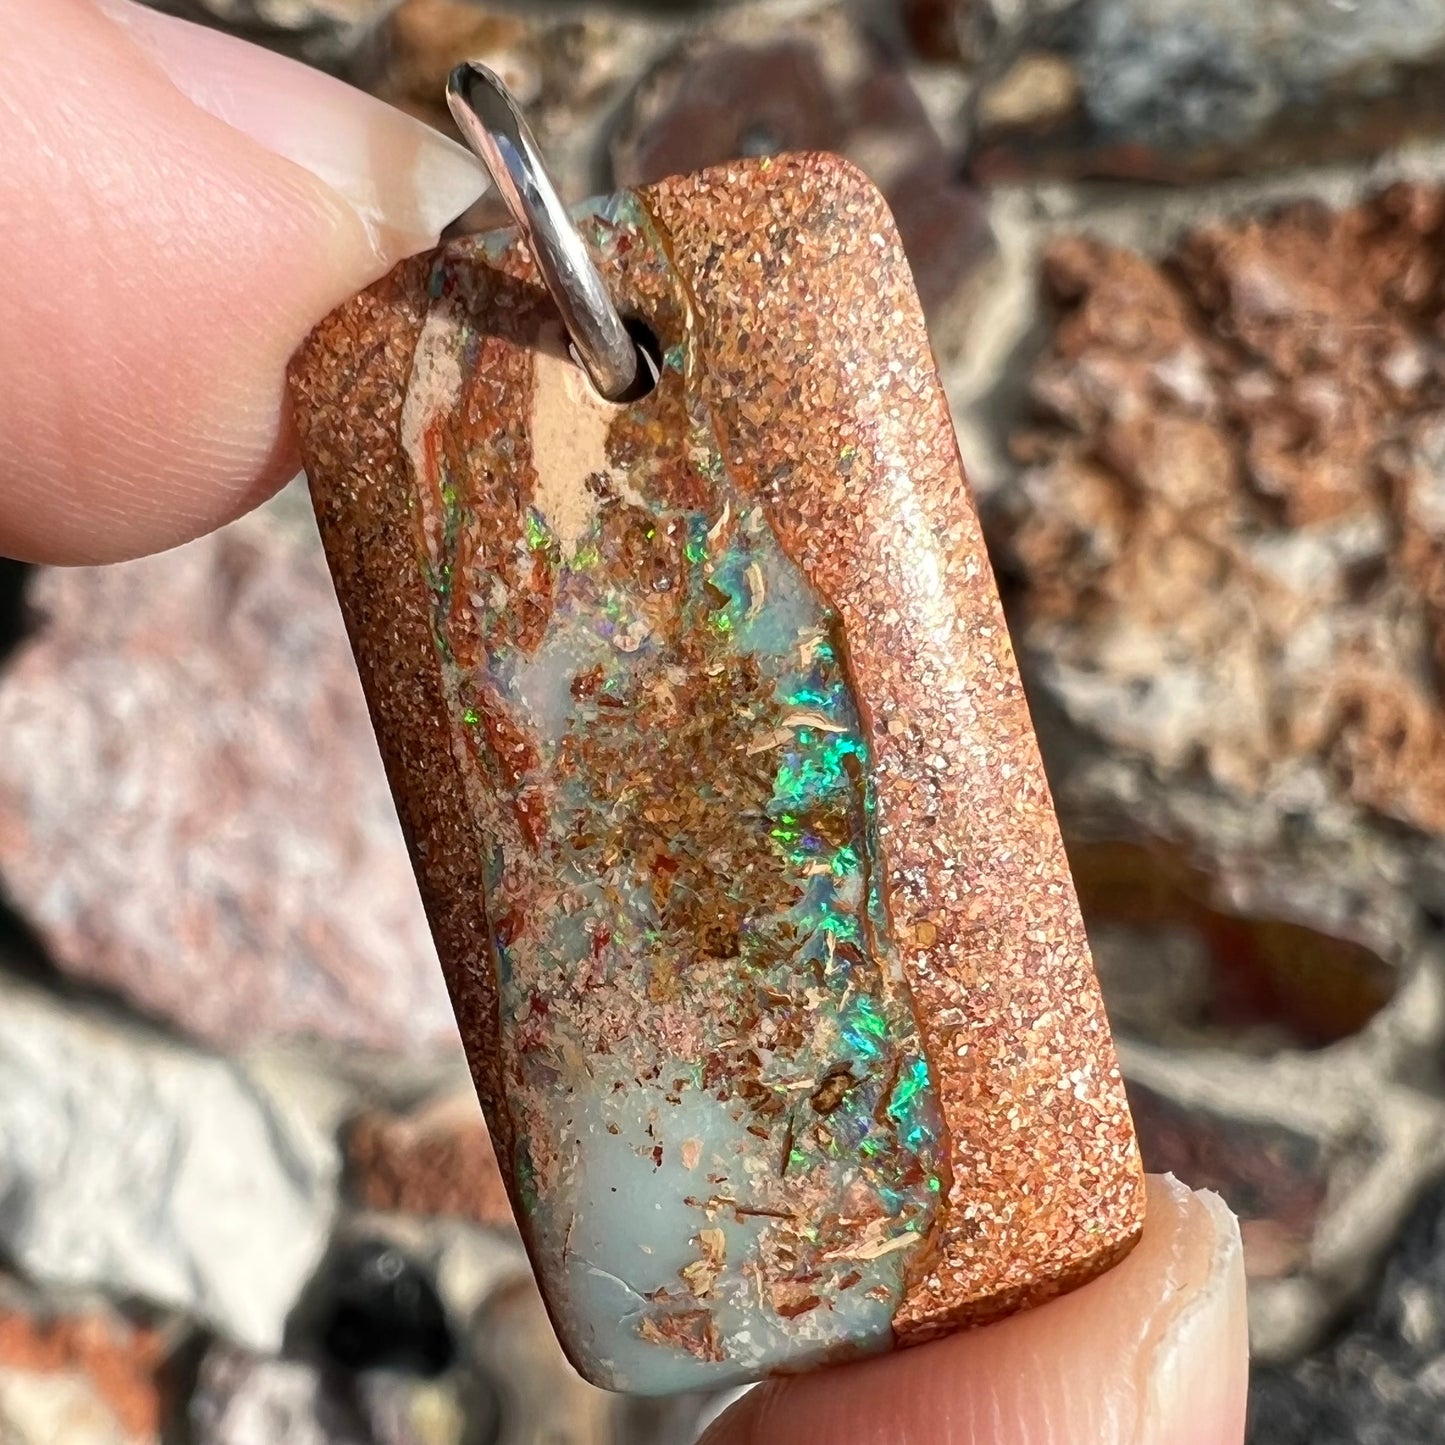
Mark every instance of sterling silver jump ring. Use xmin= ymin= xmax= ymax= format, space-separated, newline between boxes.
xmin=446 ymin=61 xmax=640 ymax=402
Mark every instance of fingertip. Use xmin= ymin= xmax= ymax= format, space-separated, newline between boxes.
xmin=97 ymin=0 xmax=485 ymax=258
xmin=704 ymin=1176 xmax=1248 ymax=1445
xmin=1140 ymin=1181 xmax=1249 ymax=1445
xmin=0 ymin=0 xmax=481 ymax=565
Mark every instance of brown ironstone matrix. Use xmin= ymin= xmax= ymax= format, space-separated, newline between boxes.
xmin=288 ymin=153 xmax=1144 ymax=1395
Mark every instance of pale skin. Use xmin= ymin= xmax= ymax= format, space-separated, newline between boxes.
xmin=0 ymin=4 xmax=1250 ymax=1440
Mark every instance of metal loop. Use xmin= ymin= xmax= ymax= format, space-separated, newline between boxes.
xmin=446 ymin=62 xmax=639 ymax=402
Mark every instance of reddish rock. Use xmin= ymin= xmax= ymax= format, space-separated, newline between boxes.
xmin=1002 ymin=189 xmax=1445 ymax=1360
xmin=1006 ymin=185 xmax=1445 ymax=894
xmin=0 ymin=1308 xmax=170 ymax=1442
xmin=1127 ymin=1082 xmax=1330 ymax=1281
xmin=347 ymin=1093 xmax=513 ymax=1228
xmin=1069 ymin=842 xmax=1396 ymax=1050
xmin=902 ymin=0 xmax=978 ymax=63
xmin=0 ymin=494 xmax=455 ymax=1054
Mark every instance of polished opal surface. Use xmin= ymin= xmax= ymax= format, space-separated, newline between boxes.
xmin=292 ymin=154 xmax=1145 ymax=1395
xmin=396 ymin=205 xmax=944 ymax=1389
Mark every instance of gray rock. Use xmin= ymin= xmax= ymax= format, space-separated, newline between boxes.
xmin=973 ymin=0 xmax=1445 ymax=178
xmin=0 ymin=978 xmax=334 ymax=1350
xmin=190 ymin=1350 xmax=371 ymax=1445
xmin=138 ymin=0 xmax=402 ymax=76
xmin=1077 ymin=0 xmax=1281 ymax=151
xmin=1077 ymin=0 xmax=1445 ymax=150
xmin=1249 ymin=1175 xmax=1445 ymax=1442
xmin=189 ymin=1347 xmax=491 ymax=1445
xmin=1124 ymin=1036 xmax=1445 ymax=1361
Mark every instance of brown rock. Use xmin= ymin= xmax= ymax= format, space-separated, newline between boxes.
xmin=1070 ymin=842 xmax=1395 ymax=1051
xmin=995 ymin=185 xmax=1445 ymax=1361
xmin=976 ymin=52 xmax=1080 ymax=131
xmin=358 ymin=0 xmax=662 ymax=230
xmin=903 ymin=0 xmax=978 ymax=63
xmin=611 ymin=7 xmax=992 ymax=320
xmin=1007 ymin=184 xmax=1445 ymax=856
xmin=1127 ymin=1081 xmax=1329 ymax=1282
xmin=0 ymin=492 xmax=454 ymax=1054
xmin=347 ymin=1092 xmax=513 ymax=1228
xmin=364 ymin=0 xmax=531 ymax=129
xmin=470 ymin=1281 xmax=620 ymax=1445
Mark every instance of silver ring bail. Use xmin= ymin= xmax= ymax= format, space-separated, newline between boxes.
xmin=446 ymin=61 xmax=639 ymax=402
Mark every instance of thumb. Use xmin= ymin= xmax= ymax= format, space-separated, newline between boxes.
xmin=704 ymin=1175 xmax=1248 ymax=1445
xmin=0 ymin=0 xmax=484 ymax=565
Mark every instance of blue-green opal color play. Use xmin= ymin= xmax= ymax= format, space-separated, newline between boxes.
xmin=386 ymin=197 xmax=946 ymax=1391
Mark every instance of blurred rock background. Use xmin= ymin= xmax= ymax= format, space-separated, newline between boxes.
xmin=5 ymin=0 xmax=1445 ymax=1439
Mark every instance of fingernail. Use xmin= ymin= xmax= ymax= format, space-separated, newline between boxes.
xmin=93 ymin=0 xmax=486 ymax=257
xmin=692 ymin=1174 xmax=1247 ymax=1445
xmin=1139 ymin=1176 xmax=1249 ymax=1445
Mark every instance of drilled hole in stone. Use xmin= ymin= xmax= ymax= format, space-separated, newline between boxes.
xmin=595 ymin=316 xmax=663 ymax=403
xmin=1070 ymin=840 xmax=1397 ymax=1050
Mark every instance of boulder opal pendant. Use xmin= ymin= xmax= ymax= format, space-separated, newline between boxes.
xmin=288 ymin=72 xmax=1144 ymax=1395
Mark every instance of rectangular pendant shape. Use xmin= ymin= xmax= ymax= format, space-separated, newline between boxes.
xmin=289 ymin=153 xmax=1144 ymax=1395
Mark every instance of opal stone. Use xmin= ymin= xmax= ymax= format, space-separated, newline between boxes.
xmin=290 ymin=154 xmax=1145 ymax=1394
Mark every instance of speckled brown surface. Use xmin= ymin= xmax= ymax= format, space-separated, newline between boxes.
xmin=289 ymin=153 xmax=1142 ymax=1372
